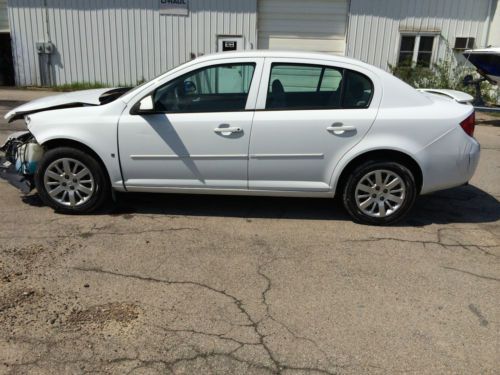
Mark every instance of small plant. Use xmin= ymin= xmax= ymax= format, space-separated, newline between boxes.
xmin=53 ymin=82 xmax=109 ymax=92
xmin=389 ymin=54 xmax=499 ymax=105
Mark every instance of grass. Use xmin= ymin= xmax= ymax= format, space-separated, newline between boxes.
xmin=52 ymin=82 xmax=110 ymax=91
xmin=484 ymin=111 xmax=500 ymax=118
xmin=31 ymin=80 xmax=139 ymax=91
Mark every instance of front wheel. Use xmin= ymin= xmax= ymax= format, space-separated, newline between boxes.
xmin=342 ymin=161 xmax=417 ymax=225
xmin=34 ymin=147 xmax=110 ymax=214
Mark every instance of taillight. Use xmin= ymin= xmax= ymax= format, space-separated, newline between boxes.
xmin=460 ymin=112 xmax=475 ymax=137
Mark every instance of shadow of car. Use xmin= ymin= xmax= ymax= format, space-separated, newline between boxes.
xmin=23 ymin=184 xmax=499 ymax=227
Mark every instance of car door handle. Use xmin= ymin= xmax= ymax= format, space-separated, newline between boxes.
xmin=326 ymin=124 xmax=357 ymax=135
xmin=214 ymin=126 xmax=243 ymax=134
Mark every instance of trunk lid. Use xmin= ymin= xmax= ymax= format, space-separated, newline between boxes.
xmin=417 ymin=89 xmax=474 ymax=104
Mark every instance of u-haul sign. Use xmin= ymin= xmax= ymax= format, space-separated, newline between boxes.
xmin=160 ymin=0 xmax=189 ymax=16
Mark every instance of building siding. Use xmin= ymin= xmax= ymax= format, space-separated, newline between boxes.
xmin=347 ymin=0 xmax=493 ymax=70
xmin=8 ymin=0 xmax=258 ymax=86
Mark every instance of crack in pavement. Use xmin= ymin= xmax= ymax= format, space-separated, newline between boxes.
xmin=442 ymin=266 xmax=500 ymax=283
xmin=0 ymin=226 xmax=199 ymax=240
xmin=256 ymin=257 xmax=339 ymax=370
xmin=345 ymin=229 xmax=499 ymax=257
xmin=71 ymin=266 xmax=339 ymax=374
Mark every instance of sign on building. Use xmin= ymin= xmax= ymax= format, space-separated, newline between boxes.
xmin=160 ymin=0 xmax=189 ymax=16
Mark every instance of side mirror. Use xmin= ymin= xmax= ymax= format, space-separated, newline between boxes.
xmin=131 ymin=95 xmax=154 ymax=115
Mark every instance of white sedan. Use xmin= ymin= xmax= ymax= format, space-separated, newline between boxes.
xmin=1 ymin=51 xmax=480 ymax=225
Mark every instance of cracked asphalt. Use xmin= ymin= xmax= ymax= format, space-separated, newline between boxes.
xmin=0 ymin=93 xmax=499 ymax=374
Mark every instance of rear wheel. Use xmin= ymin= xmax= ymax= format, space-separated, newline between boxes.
xmin=34 ymin=147 xmax=109 ymax=214
xmin=342 ymin=161 xmax=417 ymax=225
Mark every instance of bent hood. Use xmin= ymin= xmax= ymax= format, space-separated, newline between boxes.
xmin=4 ymin=88 xmax=119 ymax=123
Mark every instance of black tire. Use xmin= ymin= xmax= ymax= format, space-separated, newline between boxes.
xmin=342 ymin=160 xmax=417 ymax=225
xmin=34 ymin=147 xmax=110 ymax=214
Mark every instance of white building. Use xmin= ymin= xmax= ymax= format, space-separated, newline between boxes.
xmin=4 ymin=0 xmax=500 ymax=87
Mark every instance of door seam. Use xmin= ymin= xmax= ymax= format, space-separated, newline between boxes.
xmin=246 ymin=57 xmax=267 ymax=190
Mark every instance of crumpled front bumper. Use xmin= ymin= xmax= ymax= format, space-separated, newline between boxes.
xmin=0 ymin=131 xmax=40 ymax=194
xmin=0 ymin=157 xmax=33 ymax=193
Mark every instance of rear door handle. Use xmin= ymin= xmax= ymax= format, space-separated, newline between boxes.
xmin=214 ymin=126 xmax=243 ymax=135
xmin=326 ymin=123 xmax=356 ymax=135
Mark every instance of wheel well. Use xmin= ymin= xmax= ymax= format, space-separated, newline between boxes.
xmin=42 ymin=139 xmax=112 ymax=185
xmin=335 ymin=150 xmax=423 ymax=196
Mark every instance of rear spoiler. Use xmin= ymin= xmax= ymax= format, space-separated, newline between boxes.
xmin=417 ymin=89 xmax=473 ymax=104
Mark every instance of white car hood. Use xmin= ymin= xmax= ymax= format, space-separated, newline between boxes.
xmin=4 ymin=88 xmax=118 ymax=122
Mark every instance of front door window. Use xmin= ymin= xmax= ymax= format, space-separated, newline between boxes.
xmin=153 ymin=63 xmax=256 ymax=113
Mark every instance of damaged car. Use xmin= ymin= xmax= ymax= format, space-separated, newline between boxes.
xmin=1 ymin=51 xmax=480 ymax=225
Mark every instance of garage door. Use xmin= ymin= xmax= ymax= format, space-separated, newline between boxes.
xmin=0 ymin=0 xmax=8 ymax=32
xmin=257 ymin=0 xmax=348 ymax=54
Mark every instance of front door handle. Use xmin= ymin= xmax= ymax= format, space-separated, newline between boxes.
xmin=326 ymin=123 xmax=357 ymax=135
xmin=214 ymin=126 xmax=243 ymax=135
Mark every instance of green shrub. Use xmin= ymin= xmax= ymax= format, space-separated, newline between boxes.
xmin=52 ymin=79 xmax=144 ymax=92
xmin=52 ymin=82 xmax=109 ymax=92
xmin=389 ymin=58 xmax=499 ymax=104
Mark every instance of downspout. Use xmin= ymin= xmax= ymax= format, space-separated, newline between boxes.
xmin=344 ymin=0 xmax=352 ymax=56
xmin=43 ymin=0 xmax=52 ymax=86
xmin=483 ymin=0 xmax=493 ymax=48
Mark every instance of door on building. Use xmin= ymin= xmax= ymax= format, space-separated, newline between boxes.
xmin=248 ymin=58 xmax=379 ymax=192
xmin=0 ymin=0 xmax=14 ymax=86
xmin=118 ymin=58 xmax=263 ymax=190
xmin=0 ymin=32 xmax=14 ymax=85
xmin=257 ymin=0 xmax=348 ymax=54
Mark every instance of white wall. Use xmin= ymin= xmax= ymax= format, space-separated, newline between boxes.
xmin=347 ymin=0 xmax=493 ymax=70
xmin=8 ymin=0 xmax=258 ymax=86
xmin=487 ymin=0 xmax=500 ymax=47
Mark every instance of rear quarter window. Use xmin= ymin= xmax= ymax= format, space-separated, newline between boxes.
xmin=342 ymin=70 xmax=374 ymax=109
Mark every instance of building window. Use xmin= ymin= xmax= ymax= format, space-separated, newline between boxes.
xmin=398 ymin=35 xmax=436 ymax=68
xmin=454 ymin=37 xmax=475 ymax=51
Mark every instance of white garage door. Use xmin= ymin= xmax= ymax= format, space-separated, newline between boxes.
xmin=0 ymin=0 xmax=9 ymax=31
xmin=257 ymin=0 xmax=348 ymax=54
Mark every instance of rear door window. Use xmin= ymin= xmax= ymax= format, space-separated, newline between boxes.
xmin=266 ymin=64 xmax=343 ymax=110
xmin=265 ymin=63 xmax=373 ymax=110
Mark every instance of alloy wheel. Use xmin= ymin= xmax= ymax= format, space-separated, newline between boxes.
xmin=43 ymin=158 xmax=95 ymax=207
xmin=354 ymin=169 xmax=406 ymax=218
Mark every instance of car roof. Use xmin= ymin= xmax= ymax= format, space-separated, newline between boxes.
xmin=119 ymin=49 xmax=386 ymax=104
xmin=193 ymin=50 xmax=370 ymax=67
xmin=121 ymin=49 xmax=430 ymax=108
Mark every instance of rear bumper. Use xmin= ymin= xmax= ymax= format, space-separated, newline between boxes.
xmin=419 ymin=127 xmax=480 ymax=194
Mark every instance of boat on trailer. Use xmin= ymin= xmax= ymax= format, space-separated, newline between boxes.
xmin=463 ymin=47 xmax=500 ymax=85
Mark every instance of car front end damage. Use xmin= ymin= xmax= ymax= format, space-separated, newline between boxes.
xmin=0 ymin=131 xmax=44 ymax=194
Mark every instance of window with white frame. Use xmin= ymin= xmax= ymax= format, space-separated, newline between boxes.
xmin=398 ymin=34 xmax=436 ymax=68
